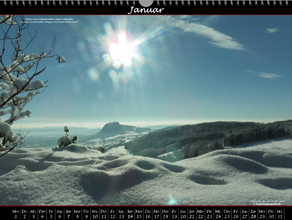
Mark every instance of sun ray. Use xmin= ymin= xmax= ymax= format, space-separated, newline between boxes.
xmin=79 ymin=16 xmax=171 ymax=96
xmin=109 ymin=33 xmax=136 ymax=67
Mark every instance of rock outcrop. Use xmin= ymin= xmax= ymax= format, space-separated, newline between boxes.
xmin=93 ymin=122 xmax=151 ymax=139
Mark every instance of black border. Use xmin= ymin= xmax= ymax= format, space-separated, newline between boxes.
xmin=1 ymin=1 xmax=292 ymax=219
xmin=1 ymin=206 xmax=292 ymax=220
xmin=0 ymin=1 xmax=292 ymax=15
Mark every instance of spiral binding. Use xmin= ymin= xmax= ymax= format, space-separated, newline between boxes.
xmin=2 ymin=0 xmax=290 ymax=6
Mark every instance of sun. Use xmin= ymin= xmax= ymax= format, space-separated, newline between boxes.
xmin=109 ymin=33 xmax=136 ymax=67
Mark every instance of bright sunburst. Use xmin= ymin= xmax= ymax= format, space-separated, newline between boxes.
xmin=109 ymin=33 xmax=136 ymax=67
xmin=81 ymin=17 xmax=166 ymax=95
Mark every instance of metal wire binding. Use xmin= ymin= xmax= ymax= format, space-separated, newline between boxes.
xmin=135 ymin=0 xmax=292 ymax=7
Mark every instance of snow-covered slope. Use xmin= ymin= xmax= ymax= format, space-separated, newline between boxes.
xmin=0 ymin=138 xmax=291 ymax=205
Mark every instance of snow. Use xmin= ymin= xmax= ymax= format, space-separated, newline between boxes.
xmin=0 ymin=82 xmax=9 ymax=91
xmin=0 ymin=138 xmax=291 ymax=205
xmin=57 ymin=55 xmax=66 ymax=63
xmin=57 ymin=136 xmax=72 ymax=148
xmin=0 ymin=122 xmax=13 ymax=139
xmin=26 ymin=80 xmax=45 ymax=90
xmin=0 ymin=15 xmax=16 ymax=25
xmin=23 ymin=53 xmax=39 ymax=62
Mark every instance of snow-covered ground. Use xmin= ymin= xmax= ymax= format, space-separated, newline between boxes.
xmin=21 ymin=130 xmax=150 ymax=150
xmin=0 ymin=138 xmax=291 ymax=205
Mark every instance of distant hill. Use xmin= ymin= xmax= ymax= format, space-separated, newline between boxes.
xmin=124 ymin=120 xmax=292 ymax=162
xmin=92 ymin=122 xmax=151 ymax=139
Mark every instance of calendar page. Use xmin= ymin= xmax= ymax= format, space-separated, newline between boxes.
xmin=0 ymin=1 xmax=291 ymax=220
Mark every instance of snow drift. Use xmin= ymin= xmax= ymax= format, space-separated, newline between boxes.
xmin=0 ymin=138 xmax=291 ymax=205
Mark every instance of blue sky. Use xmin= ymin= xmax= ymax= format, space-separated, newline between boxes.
xmin=3 ymin=15 xmax=291 ymax=129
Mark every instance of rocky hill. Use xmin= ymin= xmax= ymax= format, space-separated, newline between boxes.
xmin=124 ymin=120 xmax=291 ymax=162
xmin=92 ymin=122 xmax=151 ymax=139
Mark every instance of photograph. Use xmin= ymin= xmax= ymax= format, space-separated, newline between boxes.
xmin=0 ymin=12 xmax=291 ymax=207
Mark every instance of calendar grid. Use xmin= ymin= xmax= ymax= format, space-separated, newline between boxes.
xmin=2 ymin=206 xmax=291 ymax=220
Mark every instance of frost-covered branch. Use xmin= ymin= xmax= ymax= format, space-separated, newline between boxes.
xmin=57 ymin=126 xmax=78 ymax=148
xmin=0 ymin=121 xmax=29 ymax=158
xmin=0 ymin=15 xmax=65 ymax=157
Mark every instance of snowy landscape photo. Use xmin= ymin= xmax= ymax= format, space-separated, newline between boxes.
xmin=0 ymin=15 xmax=291 ymax=205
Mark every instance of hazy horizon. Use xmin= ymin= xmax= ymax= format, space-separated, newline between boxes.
xmin=11 ymin=118 xmax=290 ymax=130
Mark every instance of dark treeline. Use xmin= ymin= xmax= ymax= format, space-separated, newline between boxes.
xmin=124 ymin=120 xmax=291 ymax=162
xmin=223 ymin=120 xmax=291 ymax=146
